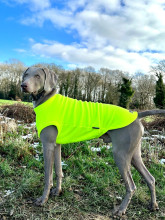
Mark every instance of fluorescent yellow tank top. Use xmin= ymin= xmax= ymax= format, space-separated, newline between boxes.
xmin=34 ymin=94 xmax=138 ymax=144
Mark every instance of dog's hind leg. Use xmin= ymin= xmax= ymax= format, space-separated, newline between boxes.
xmin=131 ymin=143 xmax=159 ymax=211
xmin=113 ymin=149 xmax=136 ymax=216
xmin=108 ymin=120 xmax=142 ymax=216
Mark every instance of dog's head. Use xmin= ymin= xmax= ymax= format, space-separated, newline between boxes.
xmin=21 ymin=67 xmax=57 ymax=95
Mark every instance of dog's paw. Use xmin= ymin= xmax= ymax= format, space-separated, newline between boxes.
xmin=149 ymin=202 xmax=159 ymax=211
xmin=113 ymin=206 xmax=126 ymax=217
xmin=34 ymin=196 xmax=48 ymax=206
xmin=50 ymin=187 xmax=62 ymax=196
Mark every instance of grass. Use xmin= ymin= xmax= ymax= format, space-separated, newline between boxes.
xmin=0 ymin=99 xmax=32 ymax=107
xmin=0 ymin=99 xmax=24 ymax=106
xmin=0 ymin=99 xmax=16 ymax=105
xmin=0 ymin=100 xmax=165 ymax=219
xmin=0 ymin=124 xmax=165 ymax=220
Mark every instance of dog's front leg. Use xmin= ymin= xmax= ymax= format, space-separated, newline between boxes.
xmin=35 ymin=142 xmax=55 ymax=206
xmin=50 ymin=144 xmax=63 ymax=196
xmin=35 ymin=126 xmax=57 ymax=206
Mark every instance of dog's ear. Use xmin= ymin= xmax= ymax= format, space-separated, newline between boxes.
xmin=42 ymin=67 xmax=57 ymax=93
xmin=22 ymin=67 xmax=29 ymax=78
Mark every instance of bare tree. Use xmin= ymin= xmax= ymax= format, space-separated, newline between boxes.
xmin=132 ymin=74 xmax=156 ymax=109
xmin=0 ymin=60 xmax=26 ymax=99
xmin=151 ymin=60 xmax=165 ymax=75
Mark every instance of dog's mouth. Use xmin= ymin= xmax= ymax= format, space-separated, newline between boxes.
xmin=21 ymin=87 xmax=28 ymax=93
xmin=32 ymin=91 xmax=38 ymax=95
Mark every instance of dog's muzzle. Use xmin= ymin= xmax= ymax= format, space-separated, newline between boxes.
xmin=21 ymin=83 xmax=28 ymax=92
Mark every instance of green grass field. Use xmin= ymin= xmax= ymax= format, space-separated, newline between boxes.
xmin=0 ymin=100 xmax=165 ymax=219
xmin=0 ymin=99 xmax=32 ymax=108
xmin=0 ymin=99 xmax=18 ymax=105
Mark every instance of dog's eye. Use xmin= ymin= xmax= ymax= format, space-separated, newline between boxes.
xmin=35 ymin=75 xmax=40 ymax=79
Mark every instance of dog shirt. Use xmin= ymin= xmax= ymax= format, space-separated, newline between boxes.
xmin=34 ymin=94 xmax=138 ymax=144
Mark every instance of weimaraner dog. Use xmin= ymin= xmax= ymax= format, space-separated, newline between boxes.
xmin=21 ymin=67 xmax=163 ymax=216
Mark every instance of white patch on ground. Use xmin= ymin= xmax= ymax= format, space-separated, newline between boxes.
xmin=61 ymin=161 xmax=67 ymax=166
xmin=142 ymin=137 xmax=155 ymax=141
xmin=22 ymin=134 xmax=33 ymax=139
xmin=91 ymin=145 xmax=112 ymax=152
xmin=4 ymin=190 xmax=14 ymax=197
xmin=152 ymin=135 xmax=165 ymax=139
xmin=160 ymin=159 xmax=165 ymax=164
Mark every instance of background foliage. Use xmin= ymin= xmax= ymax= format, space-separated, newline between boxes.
xmin=0 ymin=59 xmax=165 ymax=109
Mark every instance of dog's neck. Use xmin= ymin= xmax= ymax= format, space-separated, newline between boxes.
xmin=32 ymin=89 xmax=56 ymax=108
xmin=31 ymin=88 xmax=45 ymax=102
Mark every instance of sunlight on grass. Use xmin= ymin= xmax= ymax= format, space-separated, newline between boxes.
xmin=0 ymin=99 xmax=32 ymax=106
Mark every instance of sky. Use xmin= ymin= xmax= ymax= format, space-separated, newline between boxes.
xmin=0 ymin=0 xmax=165 ymax=74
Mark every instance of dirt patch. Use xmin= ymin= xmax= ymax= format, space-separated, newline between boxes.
xmin=142 ymin=116 xmax=165 ymax=131
xmin=0 ymin=103 xmax=35 ymax=123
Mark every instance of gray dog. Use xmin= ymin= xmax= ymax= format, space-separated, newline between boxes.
xmin=21 ymin=67 xmax=163 ymax=217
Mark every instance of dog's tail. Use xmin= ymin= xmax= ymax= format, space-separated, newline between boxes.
xmin=138 ymin=110 xmax=165 ymax=119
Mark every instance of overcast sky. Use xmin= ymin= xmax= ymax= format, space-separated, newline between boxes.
xmin=0 ymin=0 xmax=165 ymax=74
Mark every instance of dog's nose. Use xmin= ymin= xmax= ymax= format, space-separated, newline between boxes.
xmin=21 ymin=83 xmax=28 ymax=92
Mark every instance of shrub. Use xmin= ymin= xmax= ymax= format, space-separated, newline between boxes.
xmin=0 ymin=103 xmax=35 ymax=123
